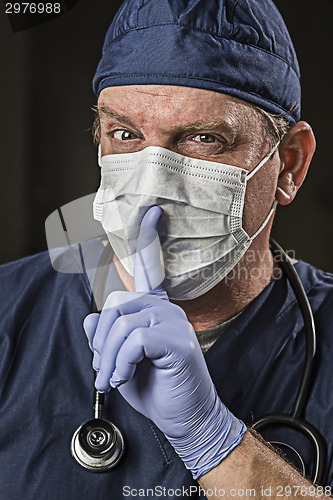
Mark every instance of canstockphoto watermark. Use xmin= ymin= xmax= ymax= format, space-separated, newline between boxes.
xmin=122 ymin=485 xmax=258 ymax=497
xmin=122 ymin=484 xmax=332 ymax=497
xmin=164 ymin=247 xmax=296 ymax=284
xmin=223 ymin=248 xmax=296 ymax=284
xmin=5 ymin=0 xmax=80 ymax=33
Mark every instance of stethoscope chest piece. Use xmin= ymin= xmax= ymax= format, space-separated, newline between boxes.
xmin=71 ymin=418 xmax=125 ymax=472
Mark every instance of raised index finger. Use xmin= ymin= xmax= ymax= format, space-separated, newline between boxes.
xmin=134 ymin=206 xmax=165 ymax=293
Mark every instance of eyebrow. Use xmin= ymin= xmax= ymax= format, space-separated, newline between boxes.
xmin=180 ymin=120 xmax=235 ymax=136
xmin=97 ymin=106 xmax=140 ymax=130
xmin=97 ymin=105 xmax=237 ymax=139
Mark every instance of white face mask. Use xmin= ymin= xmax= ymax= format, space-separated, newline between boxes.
xmin=93 ymin=145 xmax=278 ymax=300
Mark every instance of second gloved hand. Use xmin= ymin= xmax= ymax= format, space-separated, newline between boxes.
xmin=84 ymin=206 xmax=247 ymax=479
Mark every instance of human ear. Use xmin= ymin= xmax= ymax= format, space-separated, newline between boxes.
xmin=275 ymin=121 xmax=316 ymax=206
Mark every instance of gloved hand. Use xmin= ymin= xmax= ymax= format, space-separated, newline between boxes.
xmin=83 ymin=206 xmax=246 ymax=479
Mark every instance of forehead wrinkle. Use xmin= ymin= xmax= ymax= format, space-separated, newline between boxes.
xmin=125 ymin=85 xmax=189 ymax=99
xmin=131 ymin=88 xmax=186 ymax=99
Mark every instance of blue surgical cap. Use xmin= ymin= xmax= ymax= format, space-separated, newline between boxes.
xmin=93 ymin=0 xmax=301 ymax=123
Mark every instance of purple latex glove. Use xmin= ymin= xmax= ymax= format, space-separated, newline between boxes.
xmin=83 ymin=206 xmax=246 ymax=479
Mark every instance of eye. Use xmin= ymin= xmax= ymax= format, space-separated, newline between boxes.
xmin=112 ymin=130 xmax=138 ymax=141
xmin=192 ymin=134 xmax=217 ymax=143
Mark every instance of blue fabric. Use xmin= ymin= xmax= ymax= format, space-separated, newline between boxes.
xmin=0 ymin=245 xmax=332 ymax=498
xmin=93 ymin=0 xmax=301 ymax=123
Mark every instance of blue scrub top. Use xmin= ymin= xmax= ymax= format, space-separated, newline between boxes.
xmin=0 ymin=241 xmax=332 ymax=499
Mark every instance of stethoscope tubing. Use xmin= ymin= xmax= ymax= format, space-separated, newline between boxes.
xmin=252 ymin=239 xmax=325 ymax=484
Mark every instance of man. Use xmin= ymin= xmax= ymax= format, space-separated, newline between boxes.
xmin=0 ymin=0 xmax=332 ymax=499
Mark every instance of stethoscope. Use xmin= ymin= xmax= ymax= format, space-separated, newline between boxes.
xmin=70 ymin=245 xmax=125 ymax=472
xmin=70 ymin=239 xmax=325 ymax=483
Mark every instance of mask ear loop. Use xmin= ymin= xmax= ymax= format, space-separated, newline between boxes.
xmin=246 ymin=142 xmax=280 ymax=240
xmin=246 ymin=142 xmax=280 ymax=180
xmin=251 ymin=200 xmax=278 ymax=240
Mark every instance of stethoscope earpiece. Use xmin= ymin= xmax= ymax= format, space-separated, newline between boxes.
xmin=71 ymin=418 xmax=125 ymax=472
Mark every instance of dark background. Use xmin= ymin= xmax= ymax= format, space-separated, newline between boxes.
xmin=0 ymin=0 xmax=332 ymax=270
